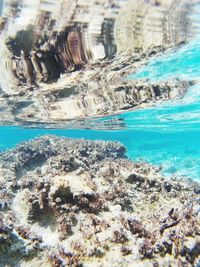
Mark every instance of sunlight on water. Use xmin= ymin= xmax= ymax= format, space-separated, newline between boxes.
xmin=95 ymin=41 xmax=200 ymax=180
xmin=129 ymin=41 xmax=200 ymax=81
xmin=1 ymin=40 xmax=200 ymax=180
xmin=1 ymin=13 xmax=200 ymax=179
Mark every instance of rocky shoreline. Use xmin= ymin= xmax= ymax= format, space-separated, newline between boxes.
xmin=0 ymin=135 xmax=199 ymax=267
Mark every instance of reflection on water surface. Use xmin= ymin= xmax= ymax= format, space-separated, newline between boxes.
xmin=0 ymin=0 xmax=200 ymax=179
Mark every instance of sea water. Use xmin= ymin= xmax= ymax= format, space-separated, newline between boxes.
xmin=1 ymin=41 xmax=200 ymax=180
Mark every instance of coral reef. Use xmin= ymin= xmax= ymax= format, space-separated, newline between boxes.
xmin=0 ymin=135 xmax=199 ymax=266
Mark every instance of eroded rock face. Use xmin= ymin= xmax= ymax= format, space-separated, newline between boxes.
xmin=0 ymin=136 xmax=200 ymax=266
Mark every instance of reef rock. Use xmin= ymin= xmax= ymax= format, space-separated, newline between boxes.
xmin=0 ymin=135 xmax=200 ymax=266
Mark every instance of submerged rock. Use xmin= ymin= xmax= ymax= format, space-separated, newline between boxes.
xmin=0 ymin=135 xmax=199 ymax=266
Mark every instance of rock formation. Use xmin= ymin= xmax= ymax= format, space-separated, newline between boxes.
xmin=0 ymin=135 xmax=199 ymax=266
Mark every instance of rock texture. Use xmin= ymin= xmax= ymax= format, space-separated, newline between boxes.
xmin=0 ymin=135 xmax=200 ymax=266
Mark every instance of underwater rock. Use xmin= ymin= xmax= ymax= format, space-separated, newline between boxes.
xmin=0 ymin=135 xmax=199 ymax=266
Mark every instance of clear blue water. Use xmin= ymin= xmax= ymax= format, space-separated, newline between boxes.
xmin=1 ymin=126 xmax=200 ymax=179
xmin=129 ymin=41 xmax=200 ymax=81
xmin=1 ymin=40 xmax=200 ymax=180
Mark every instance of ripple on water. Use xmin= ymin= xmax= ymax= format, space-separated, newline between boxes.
xmin=1 ymin=37 xmax=200 ymax=179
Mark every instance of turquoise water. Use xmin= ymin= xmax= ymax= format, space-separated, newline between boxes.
xmin=0 ymin=126 xmax=200 ymax=179
xmin=1 ymin=41 xmax=200 ymax=180
xmin=129 ymin=41 xmax=200 ymax=81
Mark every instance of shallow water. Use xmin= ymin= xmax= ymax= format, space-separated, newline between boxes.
xmin=0 ymin=0 xmax=200 ymax=180
xmin=129 ymin=41 xmax=200 ymax=81
xmin=0 ymin=92 xmax=200 ymax=180
xmin=0 ymin=125 xmax=200 ymax=180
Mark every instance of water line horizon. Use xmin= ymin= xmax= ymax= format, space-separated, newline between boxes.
xmin=1 ymin=39 xmax=200 ymax=179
